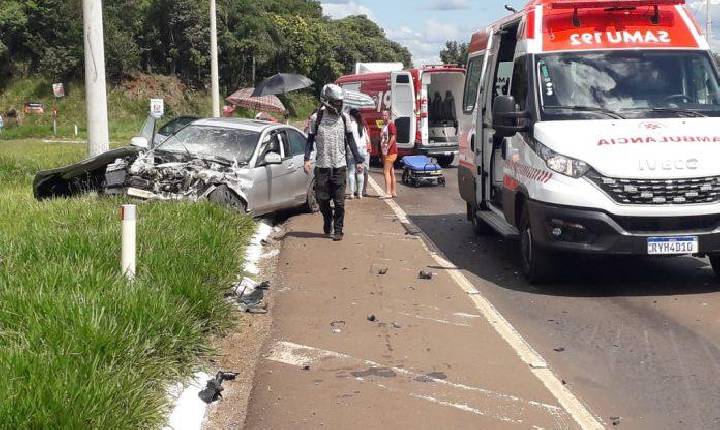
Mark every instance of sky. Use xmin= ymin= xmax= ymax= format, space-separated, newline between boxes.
xmin=321 ymin=0 xmax=720 ymax=66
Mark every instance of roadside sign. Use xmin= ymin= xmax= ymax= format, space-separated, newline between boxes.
xmin=150 ymin=99 xmax=164 ymax=118
xmin=52 ymin=83 xmax=65 ymax=98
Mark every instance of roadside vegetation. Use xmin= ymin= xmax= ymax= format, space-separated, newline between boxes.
xmin=0 ymin=1 xmax=412 ymax=426
xmin=1 ymin=1 xmax=411 ymax=97
xmin=0 ymin=139 xmax=255 ymax=428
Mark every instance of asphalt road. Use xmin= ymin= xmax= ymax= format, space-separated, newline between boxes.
xmin=370 ymin=165 xmax=720 ymax=429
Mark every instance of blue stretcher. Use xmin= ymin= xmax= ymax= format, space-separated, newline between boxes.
xmin=401 ymin=155 xmax=446 ymax=188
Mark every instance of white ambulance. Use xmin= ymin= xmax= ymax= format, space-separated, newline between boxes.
xmin=457 ymin=0 xmax=720 ymax=282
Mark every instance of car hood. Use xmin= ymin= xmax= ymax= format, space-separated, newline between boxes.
xmin=534 ymin=118 xmax=720 ymax=179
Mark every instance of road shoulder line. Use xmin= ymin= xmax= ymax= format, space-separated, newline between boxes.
xmin=367 ymin=176 xmax=604 ymax=430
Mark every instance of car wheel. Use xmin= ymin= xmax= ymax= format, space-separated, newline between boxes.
xmin=710 ymin=255 xmax=720 ymax=278
xmin=208 ymin=185 xmax=247 ymax=212
xmin=519 ymin=205 xmax=555 ymax=284
xmin=437 ymin=155 xmax=455 ymax=167
xmin=304 ymin=179 xmax=320 ymax=213
xmin=469 ymin=203 xmax=493 ymax=236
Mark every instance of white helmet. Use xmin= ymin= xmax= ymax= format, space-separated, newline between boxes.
xmin=320 ymin=84 xmax=344 ymax=114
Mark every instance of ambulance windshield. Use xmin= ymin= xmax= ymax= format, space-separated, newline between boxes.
xmin=536 ymin=51 xmax=720 ymax=119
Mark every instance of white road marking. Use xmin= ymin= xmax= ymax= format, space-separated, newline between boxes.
xmin=408 ymin=393 xmax=517 ymax=422
xmin=266 ymin=341 xmax=568 ymax=426
xmin=397 ymin=311 xmax=472 ymax=327
xmin=367 ymin=177 xmax=604 ymax=430
xmin=454 ymin=312 xmax=483 ymax=319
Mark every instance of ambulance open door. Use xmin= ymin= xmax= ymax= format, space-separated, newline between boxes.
xmin=391 ymin=71 xmax=416 ymax=149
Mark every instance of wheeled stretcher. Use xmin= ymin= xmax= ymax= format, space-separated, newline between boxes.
xmin=401 ymin=155 xmax=446 ymax=188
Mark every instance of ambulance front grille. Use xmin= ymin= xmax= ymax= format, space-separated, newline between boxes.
xmin=587 ymin=172 xmax=720 ymax=205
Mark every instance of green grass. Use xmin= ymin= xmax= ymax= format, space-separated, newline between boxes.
xmin=0 ymin=78 xmax=319 ymax=143
xmin=0 ymin=77 xmax=213 ymax=142
xmin=0 ymin=139 xmax=255 ymax=428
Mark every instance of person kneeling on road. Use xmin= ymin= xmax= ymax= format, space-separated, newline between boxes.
xmin=304 ymin=84 xmax=365 ymax=241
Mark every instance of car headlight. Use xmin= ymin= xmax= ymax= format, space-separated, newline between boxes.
xmin=535 ymin=141 xmax=590 ymax=178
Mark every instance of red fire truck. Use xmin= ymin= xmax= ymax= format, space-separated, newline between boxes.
xmin=336 ymin=64 xmax=465 ymax=166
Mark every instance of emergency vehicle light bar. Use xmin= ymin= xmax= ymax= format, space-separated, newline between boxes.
xmin=549 ymin=0 xmax=684 ymax=9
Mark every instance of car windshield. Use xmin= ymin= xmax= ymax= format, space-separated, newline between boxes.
xmin=536 ymin=51 xmax=720 ymax=120
xmin=158 ymin=117 xmax=196 ymax=136
xmin=158 ymin=125 xmax=259 ymax=164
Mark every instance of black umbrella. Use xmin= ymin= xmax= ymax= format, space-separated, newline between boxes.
xmin=251 ymin=73 xmax=314 ymax=97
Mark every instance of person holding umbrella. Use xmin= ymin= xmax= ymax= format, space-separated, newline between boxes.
xmin=304 ymin=84 xmax=364 ymax=241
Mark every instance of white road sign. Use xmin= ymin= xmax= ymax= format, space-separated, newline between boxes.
xmin=150 ymin=99 xmax=164 ymax=118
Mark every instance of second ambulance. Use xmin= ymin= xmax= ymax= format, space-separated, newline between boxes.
xmin=458 ymin=0 xmax=720 ymax=282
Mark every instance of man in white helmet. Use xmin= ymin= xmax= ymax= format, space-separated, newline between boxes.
xmin=304 ymin=84 xmax=365 ymax=241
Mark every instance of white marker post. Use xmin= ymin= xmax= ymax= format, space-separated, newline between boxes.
xmin=121 ymin=204 xmax=137 ymax=280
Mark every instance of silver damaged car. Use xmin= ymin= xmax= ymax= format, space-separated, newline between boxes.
xmin=33 ymin=118 xmax=319 ymax=216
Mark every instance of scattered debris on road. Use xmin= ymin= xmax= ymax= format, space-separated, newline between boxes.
xmin=610 ymin=416 xmax=622 ymax=426
xmin=553 ymin=347 xmax=565 ymax=352
xmin=227 ymin=277 xmax=270 ymax=313
xmin=198 ymin=371 xmax=238 ymax=404
xmin=367 ymin=314 xmax=377 ymax=322
xmin=377 ymin=267 xmax=389 ymax=275
xmin=330 ymin=320 xmax=346 ymax=333
xmin=418 ymin=270 xmax=434 ymax=280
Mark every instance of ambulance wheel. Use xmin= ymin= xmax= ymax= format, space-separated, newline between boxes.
xmin=437 ymin=155 xmax=454 ymax=167
xmin=710 ymin=255 xmax=720 ymax=278
xmin=519 ymin=205 xmax=555 ymax=284
xmin=469 ymin=203 xmax=493 ymax=236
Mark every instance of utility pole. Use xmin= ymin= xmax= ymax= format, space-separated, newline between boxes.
xmin=210 ymin=0 xmax=220 ymax=117
xmin=707 ymin=0 xmax=713 ymax=47
xmin=82 ymin=0 xmax=110 ymax=157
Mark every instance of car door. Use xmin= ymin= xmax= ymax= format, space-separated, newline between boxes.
xmin=283 ymin=128 xmax=312 ymax=204
xmin=248 ymin=131 xmax=285 ymax=213
xmin=272 ymin=129 xmax=301 ymax=207
xmin=390 ymin=71 xmax=417 ymax=151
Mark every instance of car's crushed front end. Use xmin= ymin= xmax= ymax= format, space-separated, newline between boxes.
xmin=34 ymin=148 xmax=253 ymax=210
xmin=107 ymin=151 xmax=252 ymax=204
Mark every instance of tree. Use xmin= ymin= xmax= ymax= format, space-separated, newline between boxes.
xmin=440 ymin=41 xmax=468 ymax=66
xmin=0 ymin=0 xmax=415 ymax=92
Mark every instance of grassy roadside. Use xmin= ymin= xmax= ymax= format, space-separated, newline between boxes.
xmin=0 ymin=77 xmax=318 ymax=142
xmin=0 ymin=140 xmax=255 ymax=428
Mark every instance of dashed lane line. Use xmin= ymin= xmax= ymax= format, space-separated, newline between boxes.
xmin=367 ymin=176 xmax=604 ymax=430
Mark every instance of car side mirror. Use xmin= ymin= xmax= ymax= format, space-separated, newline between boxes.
xmin=263 ymin=152 xmax=282 ymax=165
xmin=130 ymin=136 xmax=149 ymax=149
xmin=492 ymin=95 xmax=529 ymax=138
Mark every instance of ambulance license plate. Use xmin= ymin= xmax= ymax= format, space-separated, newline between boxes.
xmin=647 ymin=236 xmax=698 ymax=255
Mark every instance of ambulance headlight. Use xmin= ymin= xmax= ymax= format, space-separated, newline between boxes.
xmin=535 ymin=142 xmax=590 ymax=178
